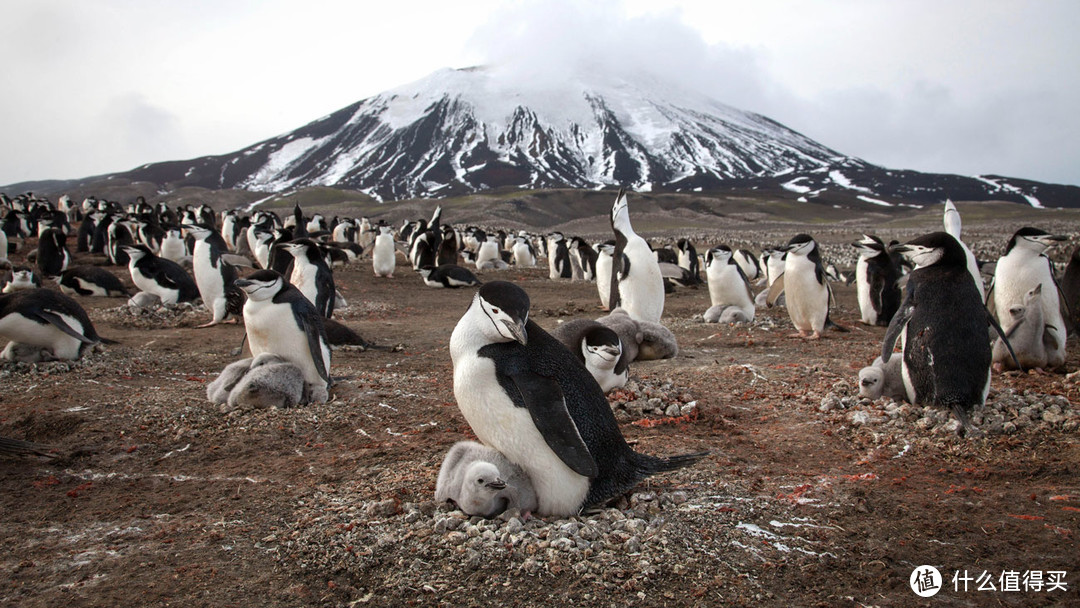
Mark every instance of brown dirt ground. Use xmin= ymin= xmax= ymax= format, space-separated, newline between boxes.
xmin=1 ymin=234 xmax=1078 ymax=608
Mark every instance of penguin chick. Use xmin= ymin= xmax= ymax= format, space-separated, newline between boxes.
xmin=703 ymin=304 xmax=753 ymax=324
xmin=435 ymin=441 xmax=538 ymax=518
xmin=226 ymin=353 xmax=305 ymax=410
xmin=993 ymin=284 xmax=1052 ymax=371
xmin=207 ymin=358 xmax=254 ymax=404
xmin=857 ymin=356 xmax=906 ymax=401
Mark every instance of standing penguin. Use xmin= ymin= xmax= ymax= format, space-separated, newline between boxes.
xmin=283 ymin=239 xmax=336 ymax=318
xmin=372 ymin=223 xmax=397 ymax=278
xmin=704 ymin=245 xmax=755 ymax=324
xmin=185 ymin=225 xmax=242 ymax=327
xmin=884 ymin=233 xmax=1018 ymax=436
xmin=851 ymin=234 xmax=902 ymax=326
xmin=450 ymin=281 xmax=705 ymax=516
xmin=608 ymin=190 xmax=665 ymax=324
xmin=234 ymin=270 xmax=331 ymax=404
xmin=943 ymin=200 xmax=985 ymax=299
xmin=547 ymin=233 xmax=573 ymax=280
xmin=987 ymin=227 xmax=1069 ymax=369
xmin=676 ymin=239 xmax=700 ymax=284
xmin=511 ymin=235 xmax=537 ymax=268
xmin=594 ymin=242 xmax=615 ymax=310
xmin=159 ymin=227 xmax=189 ymax=264
xmin=767 ymin=234 xmax=841 ymax=339
xmin=122 ymin=245 xmax=200 ymax=305
xmin=1060 ymin=245 xmax=1080 ymax=331
xmin=0 ymin=289 xmax=110 ymax=360
xmin=36 ymin=228 xmax=71 ymax=279
xmin=569 ymin=237 xmax=598 ymax=281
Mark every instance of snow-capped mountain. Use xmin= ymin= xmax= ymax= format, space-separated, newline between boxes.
xmin=63 ymin=66 xmax=1080 ymax=207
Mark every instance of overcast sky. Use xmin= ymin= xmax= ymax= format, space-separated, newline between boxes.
xmin=2 ymin=0 xmax=1078 ymax=188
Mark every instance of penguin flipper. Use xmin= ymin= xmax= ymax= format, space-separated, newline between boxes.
xmin=987 ymin=308 xmax=1023 ymax=371
xmin=984 ymin=278 xmax=996 ymax=312
xmin=1046 ymin=256 xmax=1075 ymax=323
xmin=506 ymin=370 xmax=598 ymax=478
xmin=34 ymin=310 xmax=96 ymax=344
xmin=765 ymin=273 xmax=785 ymax=307
xmin=881 ymin=286 xmax=915 ymax=362
xmin=292 ymin=308 xmax=331 ymax=385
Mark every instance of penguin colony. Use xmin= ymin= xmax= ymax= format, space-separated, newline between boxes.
xmin=1 ymin=190 xmax=1077 ymax=518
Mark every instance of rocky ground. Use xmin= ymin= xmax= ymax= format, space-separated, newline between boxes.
xmin=1 ymin=212 xmax=1079 ymax=607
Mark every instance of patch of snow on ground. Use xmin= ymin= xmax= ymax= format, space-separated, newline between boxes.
xmin=782 ymin=177 xmax=812 ymax=194
xmin=829 ymin=170 xmax=874 ymax=194
xmin=857 ymin=195 xmax=894 ymax=207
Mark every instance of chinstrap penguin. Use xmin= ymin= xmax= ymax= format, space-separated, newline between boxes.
xmin=550 ymin=320 xmax=629 ymax=393
xmin=0 ymin=289 xmax=112 ymax=361
xmin=608 ymin=190 xmax=664 ymax=323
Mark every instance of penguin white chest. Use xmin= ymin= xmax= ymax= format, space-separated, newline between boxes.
xmin=372 ymin=236 xmax=395 ymax=276
xmin=619 ymin=240 xmax=665 ymax=323
xmin=130 ymin=265 xmax=180 ymax=305
xmin=244 ymin=299 xmax=327 ymax=389
xmin=450 ymin=351 xmax=589 ymax=516
xmin=855 ymin=257 xmax=875 ymax=324
xmin=290 ymin=264 xmax=320 ymax=307
xmin=707 ymin=264 xmax=752 ymax=311
xmin=192 ymin=242 xmax=224 ymax=303
xmin=784 ymin=258 xmax=829 ymax=331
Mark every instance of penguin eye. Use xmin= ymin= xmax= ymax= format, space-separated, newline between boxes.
xmin=476 ymin=478 xmax=484 ymax=485
xmin=491 ymin=308 xmax=500 ymax=315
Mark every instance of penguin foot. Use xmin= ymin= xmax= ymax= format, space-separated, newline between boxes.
xmin=195 ymin=320 xmax=222 ymax=329
xmin=787 ymin=331 xmax=806 ymax=339
xmin=807 ymin=331 xmax=822 ymax=340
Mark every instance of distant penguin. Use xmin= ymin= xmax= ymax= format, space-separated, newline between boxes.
xmin=159 ymin=227 xmax=188 ymax=264
xmin=594 ymin=242 xmax=615 ymax=310
xmin=992 ymin=284 xmax=1052 ymax=371
xmin=943 ymin=200 xmax=984 ymax=299
xmin=2 ymin=266 xmax=41 ymax=293
xmin=858 ymin=356 xmax=907 ymax=402
xmin=767 ymin=234 xmax=841 ymax=339
xmin=57 ymin=266 xmax=129 ymax=297
xmin=235 ymin=270 xmax=331 ymax=404
xmin=762 ymin=248 xmax=786 ymax=288
xmin=36 ymin=228 xmax=71 ymax=279
xmin=0 ymin=289 xmax=110 ymax=360
xmin=437 ymin=224 xmax=460 ymax=266
xmin=608 ymin=190 xmax=664 ymax=324
xmin=372 ymin=223 xmax=397 ymax=278
xmin=435 ymin=440 xmax=539 ymax=518
xmin=122 ymin=245 xmax=200 ymax=305
xmin=105 ymin=220 xmax=134 ymax=266
xmin=851 ymin=234 xmax=902 ymax=326
xmin=227 ymin=352 xmax=306 ymax=410
xmin=185 ymin=224 xmax=242 ymax=326
xmin=550 ymin=320 xmax=629 ymax=393
xmin=733 ymin=249 xmax=761 ymax=282
xmin=475 ymin=234 xmax=501 ymax=270
xmin=547 ymin=233 xmax=572 ymax=279
xmin=449 ymin=281 xmax=705 ymax=516
xmin=284 ymin=239 xmax=336 ymax=318
xmin=704 ymin=245 xmax=755 ymax=324
xmin=418 ymin=264 xmax=482 ymax=288
xmin=884 ymin=232 xmax=1017 ymax=436
xmin=676 ymin=238 xmax=699 ymax=283
xmin=570 ymin=237 xmax=598 ymax=281
xmin=511 ymin=235 xmax=537 ymax=268
xmin=987 ymin=227 xmax=1069 ymax=369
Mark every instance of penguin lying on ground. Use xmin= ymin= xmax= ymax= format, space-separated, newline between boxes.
xmin=57 ymin=266 xmax=130 ymax=297
xmin=550 ymin=320 xmax=629 ymax=393
xmin=435 ymin=440 xmax=539 ymax=518
xmin=0 ymin=289 xmax=113 ymax=361
xmin=418 ymin=264 xmax=482 ymax=288
xmin=450 ymin=281 xmax=705 ymax=517
xmin=123 ymin=245 xmax=200 ymax=305
xmin=858 ymin=356 xmax=906 ymax=401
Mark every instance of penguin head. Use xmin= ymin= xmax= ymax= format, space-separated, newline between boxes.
xmin=852 ymin=234 xmax=885 ymax=257
xmin=121 ymin=244 xmax=152 ymax=263
xmin=893 ymin=232 xmax=966 ymax=269
xmin=596 ymin=242 xmax=615 ymax=256
xmin=234 ymin=270 xmax=286 ymax=302
xmin=706 ymin=245 xmax=732 ymax=267
xmin=858 ymin=366 xmax=884 ymax=399
xmin=1004 ymin=227 xmax=1068 ymax=255
xmin=183 ymin=224 xmax=213 ymax=240
xmin=582 ymin=327 xmax=621 ymax=370
xmin=465 ymin=461 xmax=506 ymax=492
xmin=417 ymin=266 xmax=434 ymax=278
xmin=473 ymin=281 xmax=530 ymax=345
xmin=782 ymin=234 xmax=817 ymax=257
xmin=610 ymin=189 xmax=632 ymax=234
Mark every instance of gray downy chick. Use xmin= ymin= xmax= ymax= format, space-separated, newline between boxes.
xmin=207 ymin=358 xmax=254 ymax=404
xmin=858 ymin=356 xmax=907 ymax=401
xmin=227 ymin=353 xmax=305 ymax=410
xmin=435 ymin=441 xmax=538 ymax=518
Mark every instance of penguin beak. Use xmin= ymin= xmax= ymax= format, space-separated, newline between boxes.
xmin=234 ymin=279 xmax=253 ymax=289
xmin=504 ymin=319 xmax=528 ymax=346
xmin=486 ymin=478 xmax=507 ymax=490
